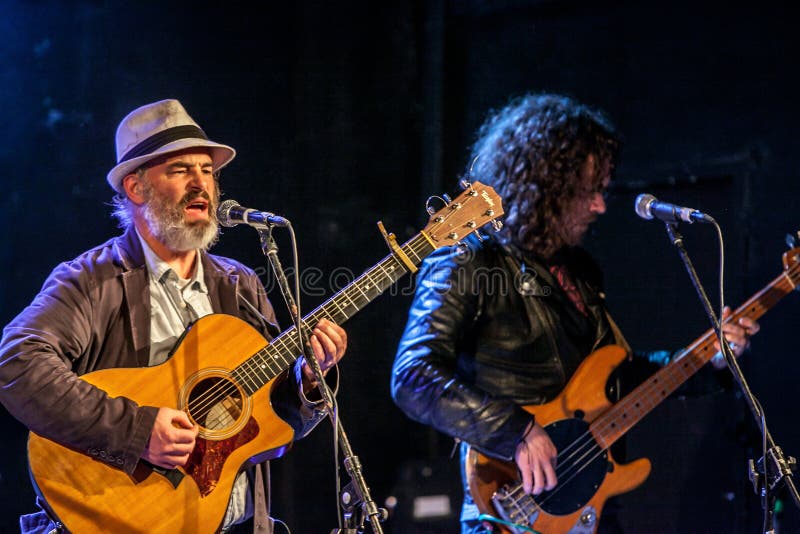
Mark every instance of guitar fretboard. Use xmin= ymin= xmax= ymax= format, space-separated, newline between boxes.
xmin=591 ymin=267 xmax=799 ymax=448
xmin=231 ymin=233 xmax=435 ymax=395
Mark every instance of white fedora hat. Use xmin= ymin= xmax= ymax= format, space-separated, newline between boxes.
xmin=106 ymin=99 xmax=236 ymax=193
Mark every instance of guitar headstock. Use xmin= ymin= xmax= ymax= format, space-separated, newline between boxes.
xmin=783 ymin=231 xmax=800 ymax=289
xmin=422 ymin=181 xmax=504 ymax=249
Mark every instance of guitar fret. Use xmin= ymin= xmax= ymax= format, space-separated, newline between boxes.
xmin=339 ymin=290 xmax=358 ymax=310
xmin=232 ymin=365 xmax=257 ymax=396
xmin=352 ymin=280 xmax=370 ymax=302
xmin=403 ymin=242 xmax=424 ymax=265
xmin=252 ymin=355 xmax=270 ymax=382
xmin=328 ymin=297 xmax=350 ymax=322
xmin=273 ymin=336 xmax=300 ymax=363
xmin=258 ymin=348 xmax=282 ymax=376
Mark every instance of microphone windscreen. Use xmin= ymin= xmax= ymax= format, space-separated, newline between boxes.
xmin=216 ymin=199 xmax=241 ymax=227
xmin=634 ymin=193 xmax=656 ymax=220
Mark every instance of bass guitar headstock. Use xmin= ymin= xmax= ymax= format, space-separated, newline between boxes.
xmin=783 ymin=231 xmax=800 ymax=289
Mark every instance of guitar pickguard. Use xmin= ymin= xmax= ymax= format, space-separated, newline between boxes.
xmin=535 ymin=418 xmax=608 ymax=515
xmin=184 ymin=416 xmax=259 ymax=497
xmin=490 ymin=417 xmax=609 ymax=529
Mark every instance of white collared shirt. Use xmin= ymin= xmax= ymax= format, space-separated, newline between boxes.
xmin=135 ymin=230 xmax=251 ymax=528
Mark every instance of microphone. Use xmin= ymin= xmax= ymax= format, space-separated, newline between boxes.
xmin=217 ymin=199 xmax=290 ymax=228
xmin=634 ymin=193 xmax=714 ymax=224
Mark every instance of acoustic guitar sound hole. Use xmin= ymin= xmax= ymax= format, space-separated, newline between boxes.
xmin=187 ymin=376 xmax=244 ymax=432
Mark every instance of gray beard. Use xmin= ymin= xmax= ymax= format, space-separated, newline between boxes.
xmin=141 ymin=195 xmax=219 ymax=252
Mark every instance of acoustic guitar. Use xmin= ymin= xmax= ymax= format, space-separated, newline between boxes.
xmin=27 ymin=182 xmax=503 ymax=533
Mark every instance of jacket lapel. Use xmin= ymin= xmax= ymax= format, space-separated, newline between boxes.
xmin=113 ymin=228 xmax=248 ymax=366
xmin=203 ymin=253 xmax=240 ymax=315
xmin=115 ymin=227 xmax=153 ymax=367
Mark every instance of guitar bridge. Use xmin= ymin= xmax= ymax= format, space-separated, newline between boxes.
xmin=491 ymin=484 xmax=539 ymax=533
xmin=491 ymin=486 xmax=598 ymax=534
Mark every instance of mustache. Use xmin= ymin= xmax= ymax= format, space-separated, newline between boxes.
xmin=180 ymin=190 xmax=213 ymax=207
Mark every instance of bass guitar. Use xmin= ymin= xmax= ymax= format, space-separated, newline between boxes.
xmin=28 ymin=181 xmax=503 ymax=533
xmin=465 ymin=242 xmax=800 ymax=534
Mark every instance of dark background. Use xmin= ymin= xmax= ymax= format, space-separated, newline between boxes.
xmin=1 ymin=1 xmax=798 ymax=532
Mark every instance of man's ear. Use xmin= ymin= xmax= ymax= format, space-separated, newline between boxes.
xmin=122 ymin=173 xmax=145 ymax=205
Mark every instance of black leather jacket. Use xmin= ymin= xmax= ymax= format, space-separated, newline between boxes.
xmin=391 ymin=235 xmax=642 ymax=461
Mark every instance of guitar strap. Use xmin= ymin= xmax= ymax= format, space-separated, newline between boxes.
xmin=253 ymin=461 xmax=274 ymax=534
xmin=604 ymin=308 xmax=632 ymax=356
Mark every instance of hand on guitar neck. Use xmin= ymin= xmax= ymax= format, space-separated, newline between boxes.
xmin=299 ymin=318 xmax=348 ymax=394
xmin=710 ymin=306 xmax=760 ymax=369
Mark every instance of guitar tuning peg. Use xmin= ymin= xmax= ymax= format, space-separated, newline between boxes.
xmin=491 ymin=219 xmax=504 ymax=232
xmin=442 ymin=193 xmax=452 ymax=204
xmin=454 ymin=242 xmax=469 ymax=256
xmin=787 ymin=232 xmax=800 ymax=249
xmin=459 ymin=179 xmax=471 ymax=190
xmin=426 ymin=195 xmax=446 ymax=215
xmin=474 ymin=232 xmax=485 ymax=242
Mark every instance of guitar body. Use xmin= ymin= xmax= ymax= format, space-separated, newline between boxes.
xmin=465 ymin=345 xmax=651 ymax=534
xmin=28 ymin=314 xmax=295 ymax=533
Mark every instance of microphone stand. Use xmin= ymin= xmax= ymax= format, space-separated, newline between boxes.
xmin=256 ymin=224 xmax=386 ymax=534
xmin=662 ymin=222 xmax=800 ymax=533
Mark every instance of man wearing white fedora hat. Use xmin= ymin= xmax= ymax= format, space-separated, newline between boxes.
xmin=0 ymin=99 xmax=348 ymax=533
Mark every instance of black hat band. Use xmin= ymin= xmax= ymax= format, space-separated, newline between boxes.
xmin=118 ymin=125 xmax=208 ymax=164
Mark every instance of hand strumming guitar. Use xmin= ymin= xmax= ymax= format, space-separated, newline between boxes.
xmin=142 ymin=407 xmax=199 ymax=470
xmin=515 ymin=421 xmax=558 ymax=495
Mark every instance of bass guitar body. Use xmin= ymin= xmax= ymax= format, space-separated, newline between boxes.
xmin=466 ymin=345 xmax=650 ymax=534
xmin=466 ymin=243 xmax=800 ymax=533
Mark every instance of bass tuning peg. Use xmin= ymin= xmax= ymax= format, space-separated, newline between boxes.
xmin=786 ymin=232 xmax=800 ymax=249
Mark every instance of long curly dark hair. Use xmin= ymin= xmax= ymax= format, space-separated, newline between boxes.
xmin=466 ymin=93 xmax=621 ymax=258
